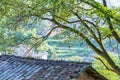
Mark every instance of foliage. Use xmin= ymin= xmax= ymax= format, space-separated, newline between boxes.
xmin=93 ymin=53 xmax=120 ymax=80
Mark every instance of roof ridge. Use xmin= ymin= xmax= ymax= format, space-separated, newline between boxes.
xmin=0 ymin=54 xmax=91 ymax=65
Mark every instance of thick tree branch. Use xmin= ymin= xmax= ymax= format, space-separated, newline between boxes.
xmin=71 ymin=11 xmax=99 ymax=41
xmin=102 ymin=0 xmax=107 ymax=7
xmin=52 ymin=19 xmax=120 ymax=74
xmin=51 ymin=18 xmax=105 ymax=57
xmin=94 ymin=57 xmax=117 ymax=73
xmin=54 ymin=20 xmax=120 ymax=72
xmin=71 ymin=11 xmax=109 ymax=53
xmin=102 ymin=0 xmax=120 ymax=43
xmin=106 ymin=17 xmax=120 ymax=43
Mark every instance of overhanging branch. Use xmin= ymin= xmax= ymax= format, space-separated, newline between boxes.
xmin=52 ymin=18 xmax=104 ymax=56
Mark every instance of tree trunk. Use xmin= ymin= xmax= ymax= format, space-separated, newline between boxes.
xmin=102 ymin=52 xmax=120 ymax=75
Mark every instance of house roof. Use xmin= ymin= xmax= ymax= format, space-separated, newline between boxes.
xmin=0 ymin=55 xmax=107 ymax=80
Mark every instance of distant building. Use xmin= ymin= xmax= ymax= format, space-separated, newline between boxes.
xmin=0 ymin=55 xmax=108 ymax=80
xmin=31 ymin=51 xmax=48 ymax=60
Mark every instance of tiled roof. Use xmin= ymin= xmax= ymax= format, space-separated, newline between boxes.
xmin=0 ymin=55 xmax=107 ymax=80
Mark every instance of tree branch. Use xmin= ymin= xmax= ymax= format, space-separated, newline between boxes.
xmin=52 ymin=18 xmax=105 ymax=57
xmin=102 ymin=0 xmax=107 ymax=7
xmin=71 ymin=10 xmax=99 ymax=42
xmin=55 ymin=15 xmax=80 ymax=23
xmin=94 ymin=56 xmax=117 ymax=73
xmin=81 ymin=0 xmax=120 ymax=43
xmin=24 ymin=26 xmax=58 ymax=57
xmin=71 ymin=10 xmax=109 ymax=53
xmin=83 ymin=20 xmax=102 ymax=41
xmin=102 ymin=0 xmax=120 ymax=43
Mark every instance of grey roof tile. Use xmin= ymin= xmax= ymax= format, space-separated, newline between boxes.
xmin=0 ymin=55 xmax=107 ymax=80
